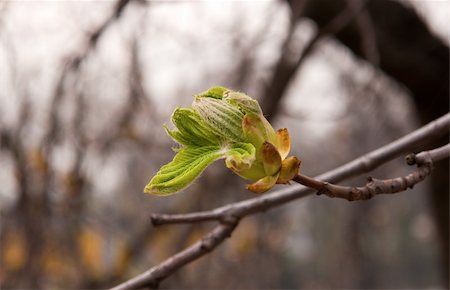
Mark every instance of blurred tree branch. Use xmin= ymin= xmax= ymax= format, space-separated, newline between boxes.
xmin=260 ymin=0 xmax=368 ymax=120
xmin=43 ymin=0 xmax=141 ymax=151
xmin=297 ymin=0 xmax=449 ymax=121
xmin=110 ymin=113 xmax=449 ymax=290
xmin=0 ymin=0 xmax=145 ymax=287
xmin=346 ymin=0 xmax=379 ymax=65
xmin=98 ymin=34 xmax=155 ymax=153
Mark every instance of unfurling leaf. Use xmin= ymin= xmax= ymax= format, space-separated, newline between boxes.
xmin=145 ymin=146 xmax=223 ymax=195
xmin=144 ymin=87 xmax=301 ymax=196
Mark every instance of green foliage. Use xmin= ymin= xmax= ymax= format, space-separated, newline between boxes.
xmin=145 ymin=146 xmax=223 ymax=195
xmin=145 ymin=87 xmax=300 ymax=195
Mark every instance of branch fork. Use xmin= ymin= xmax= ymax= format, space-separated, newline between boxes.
xmin=111 ymin=113 xmax=449 ymax=290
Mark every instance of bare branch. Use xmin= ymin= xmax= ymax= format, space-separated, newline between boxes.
xmin=408 ymin=143 xmax=450 ymax=166
xmin=261 ymin=0 xmax=368 ymax=119
xmin=150 ymin=211 xmax=223 ymax=226
xmin=293 ymin=159 xmax=432 ymax=201
xmin=110 ymin=113 xmax=449 ymax=290
xmin=97 ymin=31 xmax=155 ymax=152
xmin=110 ymin=222 xmax=238 ymax=290
xmin=346 ymin=0 xmax=379 ymax=65
xmin=292 ymin=143 xmax=449 ymax=201
xmin=42 ymin=0 xmax=139 ymax=150
xmin=288 ymin=0 xmax=368 ymax=79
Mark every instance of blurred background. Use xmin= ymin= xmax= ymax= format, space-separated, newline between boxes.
xmin=0 ymin=0 xmax=448 ymax=289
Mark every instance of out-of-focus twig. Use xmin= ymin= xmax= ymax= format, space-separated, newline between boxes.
xmin=296 ymin=0 xmax=369 ymax=65
xmin=57 ymin=0 xmax=145 ymax=283
xmin=261 ymin=0 xmax=368 ymax=120
xmin=110 ymin=113 xmax=449 ymax=290
xmin=42 ymin=0 xmax=139 ymax=151
xmin=98 ymin=33 xmax=155 ymax=152
xmin=346 ymin=0 xmax=379 ymax=65
xmin=0 ymin=0 xmax=140 ymax=288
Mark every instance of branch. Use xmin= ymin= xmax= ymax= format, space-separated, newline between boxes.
xmin=292 ymin=143 xmax=449 ymax=201
xmin=346 ymin=0 xmax=379 ymax=65
xmin=299 ymin=0 xmax=368 ymax=62
xmin=261 ymin=0 xmax=368 ymax=119
xmin=97 ymin=32 xmax=155 ymax=153
xmin=407 ymin=143 xmax=450 ymax=166
xmin=111 ymin=221 xmax=238 ymax=290
xmin=110 ymin=112 xmax=449 ymax=290
xmin=42 ymin=0 xmax=139 ymax=150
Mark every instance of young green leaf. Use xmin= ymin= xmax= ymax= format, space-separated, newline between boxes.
xmin=145 ymin=146 xmax=223 ymax=195
xmin=144 ymin=87 xmax=301 ymax=196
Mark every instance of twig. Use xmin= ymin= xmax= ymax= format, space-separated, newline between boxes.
xmin=262 ymin=0 xmax=368 ymax=119
xmin=42 ymin=0 xmax=139 ymax=150
xmin=111 ymin=221 xmax=238 ymax=290
xmin=292 ymin=143 xmax=449 ymax=200
xmin=150 ymin=211 xmax=223 ymax=226
xmin=298 ymin=0 xmax=368 ymax=65
xmin=407 ymin=143 xmax=450 ymax=166
xmin=98 ymin=31 xmax=155 ymax=152
xmin=346 ymin=0 xmax=379 ymax=65
xmin=293 ymin=160 xmax=432 ymax=201
xmin=110 ymin=113 xmax=449 ymax=290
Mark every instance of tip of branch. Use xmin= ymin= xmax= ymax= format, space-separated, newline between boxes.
xmin=150 ymin=214 xmax=163 ymax=227
xmin=405 ymin=154 xmax=416 ymax=166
